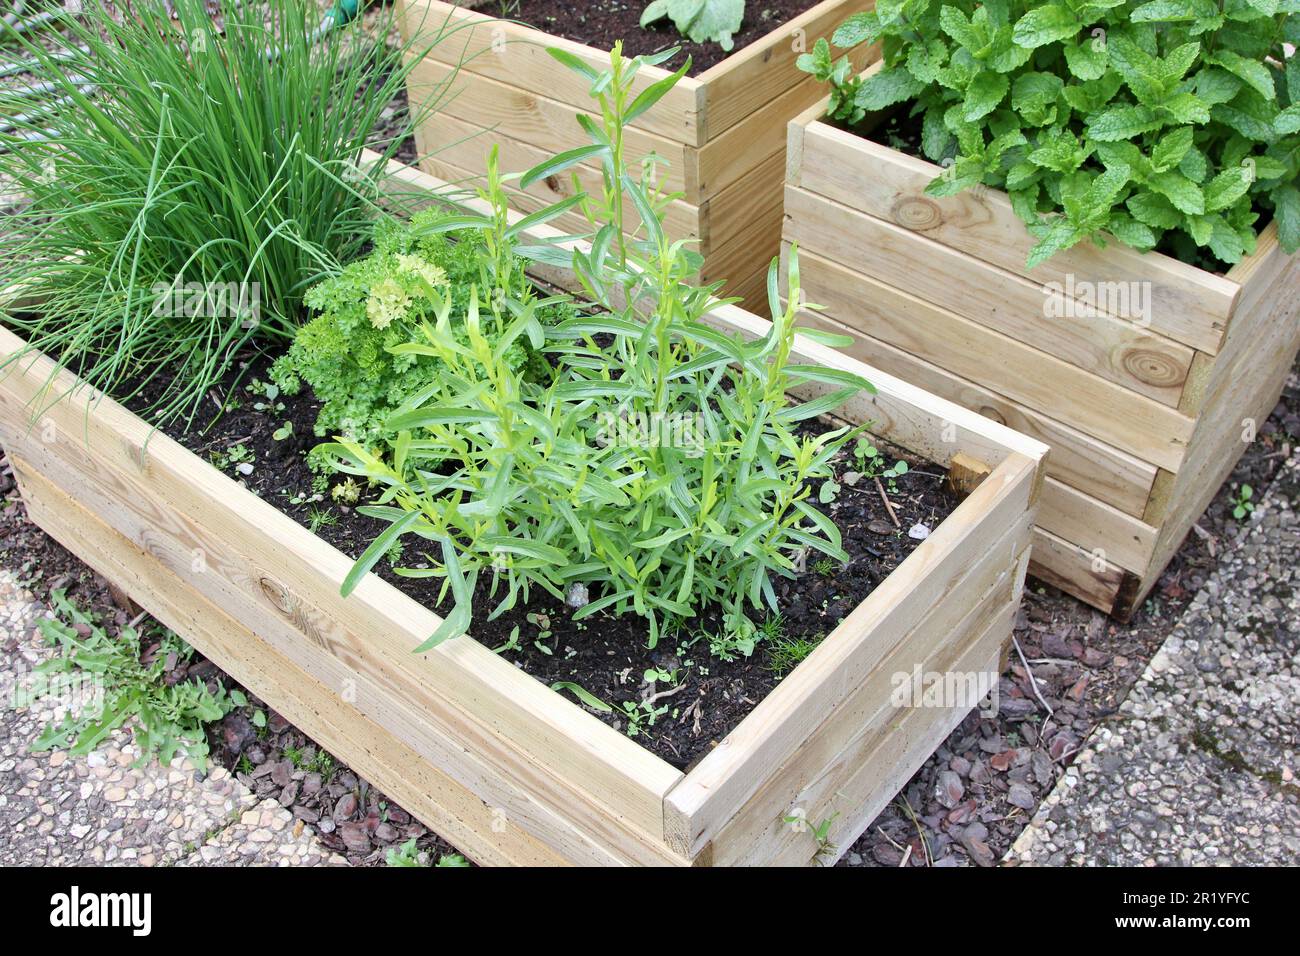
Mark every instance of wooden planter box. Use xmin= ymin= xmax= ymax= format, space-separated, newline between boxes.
xmin=0 ymin=160 xmax=1046 ymax=866
xmin=784 ymin=90 xmax=1300 ymax=620
xmin=398 ymin=0 xmax=877 ymax=307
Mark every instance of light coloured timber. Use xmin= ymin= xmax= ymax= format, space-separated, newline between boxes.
xmin=702 ymin=511 xmax=1031 ymax=865
xmin=783 ymin=186 xmax=1196 ymax=406
xmin=789 ymin=112 xmax=1239 ymax=355
xmin=1028 ymin=527 xmax=1128 ymax=613
xmin=663 ymin=452 xmax=1039 ymax=858
xmin=785 ymin=91 xmax=1299 ymax=618
xmin=784 ymin=303 xmax=1157 ymax=517
xmin=399 ymin=0 xmax=705 ymax=145
xmin=782 ymin=240 xmax=1195 ymax=472
xmin=751 ymin=568 xmax=1019 ymax=865
xmin=2 ymin=157 xmax=1046 ymax=865
xmin=400 ymin=0 xmax=877 ymax=308
xmin=10 ymin=459 xmax=569 ymax=867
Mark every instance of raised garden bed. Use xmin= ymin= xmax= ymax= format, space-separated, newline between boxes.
xmin=0 ymin=156 xmax=1046 ymax=866
xmin=398 ymin=0 xmax=877 ymax=307
xmin=783 ymin=65 xmax=1300 ymax=620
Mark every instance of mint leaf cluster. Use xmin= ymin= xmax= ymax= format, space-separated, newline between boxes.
xmin=801 ymin=0 xmax=1300 ymax=268
xmin=640 ymin=0 xmax=745 ymax=50
xmin=271 ymin=211 xmax=570 ymax=453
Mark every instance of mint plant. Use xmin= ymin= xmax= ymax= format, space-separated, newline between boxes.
xmin=641 ymin=0 xmax=746 ymax=50
xmin=324 ymin=43 xmax=872 ymax=654
xmin=801 ymin=0 xmax=1300 ymax=268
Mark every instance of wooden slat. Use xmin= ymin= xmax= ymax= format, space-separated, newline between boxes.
xmin=406 ymin=54 xmax=694 ymax=195
xmin=704 ymin=148 xmax=787 ymax=254
xmin=695 ymin=0 xmax=873 ymax=138
xmin=787 ymin=303 xmax=1157 ymax=517
xmin=0 ymin=328 xmax=686 ymax=864
xmin=784 ymin=242 xmax=1194 ymax=472
xmin=400 ymin=0 xmax=704 ymax=145
xmin=663 ymin=452 xmax=1037 ymax=857
xmin=1028 ymin=527 xmax=1126 ymax=614
xmin=1039 ymin=477 xmax=1157 ymax=575
xmin=10 ymin=458 xmax=569 ymax=867
xmin=791 ymin=118 xmax=1238 ymax=354
xmin=1139 ymin=258 xmax=1300 ymax=594
xmin=783 ymin=186 xmax=1195 ymax=406
xmin=704 ymin=509 xmax=1031 ymax=865
xmin=741 ymin=563 xmax=1020 ymax=864
xmin=412 ymin=113 xmax=702 ymax=241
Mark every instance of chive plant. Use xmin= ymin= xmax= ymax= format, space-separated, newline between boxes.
xmin=324 ymin=43 xmax=875 ymax=651
xmin=0 ymin=0 xmax=457 ymax=426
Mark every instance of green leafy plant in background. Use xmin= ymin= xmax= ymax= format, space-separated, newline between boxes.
xmin=323 ymin=42 xmax=872 ymax=655
xmin=641 ymin=0 xmax=746 ymax=50
xmin=800 ymin=0 xmax=1300 ymax=268
xmin=271 ymin=198 xmax=572 ymax=456
xmin=0 ymin=0 xmax=455 ymax=426
xmin=19 ymin=591 xmax=234 ymax=771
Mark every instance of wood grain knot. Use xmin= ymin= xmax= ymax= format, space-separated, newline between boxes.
xmin=977 ymin=405 xmax=1007 ymax=426
xmin=1121 ymin=348 xmax=1186 ymax=388
xmin=891 ymin=196 xmax=943 ymax=231
xmin=259 ymin=575 xmax=294 ymax=615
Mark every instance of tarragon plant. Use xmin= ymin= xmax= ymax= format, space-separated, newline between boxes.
xmin=641 ymin=0 xmax=746 ymax=50
xmin=324 ymin=43 xmax=872 ymax=652
xmin=800 ymin=0 xmax=1300 ymax=268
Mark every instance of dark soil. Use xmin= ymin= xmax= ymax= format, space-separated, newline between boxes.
xmin=114 ymin=349 xmax=958 ymax=771
xmin=491 ymin=0 xmax=822 ymax=75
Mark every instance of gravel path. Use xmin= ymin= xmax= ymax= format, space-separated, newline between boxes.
xmin=0 ymin=570 xmax=346 ymax=867
xmin=1011 ymin=448 xmax=1300 ymax=866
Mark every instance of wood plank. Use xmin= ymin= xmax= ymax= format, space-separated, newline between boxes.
xmin=1027 ymin=527 xmax=1126 ymax=614
xmin=785 ymin=303 xmax=1157 ymax=517
xmin=1 ymin=412 xmax=690 ymax=866
xmin=695 ymin=0 xmax=873 ymax=138
xmin=695 ymin=73 xmax=838 ymax=199
xmin=0 ymin=328 xmax=685 ymax=863
xmin=1140 ymin=258 xmax=1300 ymax=591
xmin=10 ymin=458 xmax=570 ymax=867
xmin=741 ymin=566 xmax=1019 ymax=865
xmin=663 ymin=452 xmax=1037 ymax=857
xmin=400 ymin=0 xmax=704 ymax=145
xmin=704 ymin=510 xmax=1031 ymax=865
xmin=413 ymin=112 xmax=702 ymax=240
xmin=783 ymin=186 xmax=1195 ymax=406
xmin=792 ymin=118 xmax=1238 ymax=353
xmin=703 ymin=148 xmax=787 ymax=254
xmin=1039 ymin=477 xmax=1157 ymax=575
xmin=785 ymin=242 xmax=1194 ymax=472
xmin=405 ymin=54 xmax=693 ymax=195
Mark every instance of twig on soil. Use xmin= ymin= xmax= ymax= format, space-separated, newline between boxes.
xmin=1013 ymin=635 xmax=1055 ymax=719
xmin=896 ymin=795 xmax=932 ymax=866
xmin=874 ymin=476 xmax=901 ymax=528
xmin=898 ymin=844 xmax=912 ymax=868
xmin=643 ymin=681 xmax=688 ymax=707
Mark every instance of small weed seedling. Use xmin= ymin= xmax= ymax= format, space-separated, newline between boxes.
xmin=385 ymin=838 xmax=471 ymax=867
xmin=1231 ymin=484 xmax=1255 ymax=521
